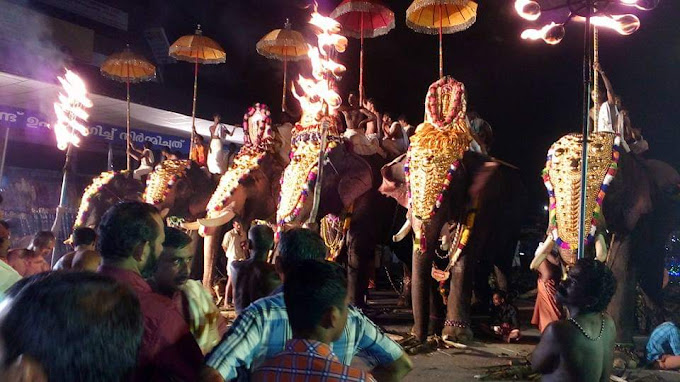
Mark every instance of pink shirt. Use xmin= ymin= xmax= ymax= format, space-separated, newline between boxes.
xmin=98 ymin=265 xmax=204 ymax=381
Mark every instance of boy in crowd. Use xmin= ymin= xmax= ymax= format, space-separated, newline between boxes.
xmin=253 ymin=260 xmax=374 ymax=381
xmin=532 ymin=258 xmax=617 ymax=381
xmin=221 ymin=218 xmax=247 ymax=307
xmin=489 ymin=290 xmax=521 ymax=343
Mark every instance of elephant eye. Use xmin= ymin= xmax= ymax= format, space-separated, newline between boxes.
xmin=554 ymin=148 xmax=564 ymax=156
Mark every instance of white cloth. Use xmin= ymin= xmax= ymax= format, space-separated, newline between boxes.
xmin=207 ymin=138 xmax=227 ymax=174
xmin=344 ymin=129 xmax=380 ymax=156
xmin=597 ymin=102 xmax=617 ymax=134
xmin=133 ymin=148 xmax=155 ymax=180
xmin=180 ymin=279 xmax=223 ymax=355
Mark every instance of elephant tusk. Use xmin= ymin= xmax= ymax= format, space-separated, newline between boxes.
xmin=160 ymin=208 xmax=170 ymax=219
xmin=198 ymin=203 xmax=236 ymax=228
xmin=530 ymin=236 xmax=554 ymax=271
xmin=392 ymin=218 xmax=412 ymax=242
xmin=450 ymin=247 xmax=463 ymax=268
xmin=595 ymin=234 xmax=608 ymax=263
xmin=181 ymin=221 xmax=201 ymax=231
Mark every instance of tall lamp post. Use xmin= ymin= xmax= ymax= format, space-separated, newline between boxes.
xmin=514 ymin=0 xmax=658 ymax=260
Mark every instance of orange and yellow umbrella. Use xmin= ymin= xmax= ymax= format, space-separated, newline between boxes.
xmin=256 ymin=19 xmax=309 ymax=112
xmin=169 ymin=25 xmax=226 ymax=150
xmin=406 ymin=0 xmax=477 ymax=79
xmin=100 ymin=45 xmax=156 ymax=170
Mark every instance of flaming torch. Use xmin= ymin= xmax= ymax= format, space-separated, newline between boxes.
xmin=50 ymin=69 xmax=92 ymax=264
xmin=514 ymin=0 xmax=657 ymax=260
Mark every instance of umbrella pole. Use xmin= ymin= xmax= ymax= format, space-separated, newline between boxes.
xmin=126 ymin=74 xmax=131 ymax=171
xmin=282 ymin=58 xmax=288 ymax=112
xmin=360 ymin=14 xmax=365 ymax=105
xmin=592 ymin=27 xmax=599 ymax=134
xmin=191 ymin=57 xmax=198 ymax=154
xmin=577 ymin=5 xmax=594 ymax=260
xmin=439 ymin=2 xmax=443 ymax=79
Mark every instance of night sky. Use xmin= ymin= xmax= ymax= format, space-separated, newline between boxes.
xmin=25 ymin=0 xmax=680 ymax=214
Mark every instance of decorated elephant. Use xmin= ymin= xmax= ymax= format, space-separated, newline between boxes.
xmin=144 ymin=159 xmax=216 ymax=222
xmin=194 ymin=103 xmax=289 ymax=288
xmin=532 ymin=132 xmax=680 ymax=346
xmin=380 ymin=77 xmax=526 ymax=344
xmin=72 ymin=171 xmax=144 ymax=230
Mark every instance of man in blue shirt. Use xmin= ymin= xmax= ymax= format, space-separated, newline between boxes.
xmin=204 ymin=228 xmax=412 ymax=381
xmin=646 ymin=321 xmax=680 ymax=370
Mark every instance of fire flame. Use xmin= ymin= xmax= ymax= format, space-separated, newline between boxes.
xmin=53 ymin=69 xmax=92 ymax=150
xmin=521 ymin=22 xmax=565 ymax=44
xmin=292 ymin=5 xmax=347 ymax=122
xmin=574 ymin=14 xmax=641 ymax=36
xmin=514 ymin=0 xmax=541 ymax=21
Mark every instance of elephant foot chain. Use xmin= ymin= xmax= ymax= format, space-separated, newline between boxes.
xmin=444 ymin=319 xmax=470 ymax=328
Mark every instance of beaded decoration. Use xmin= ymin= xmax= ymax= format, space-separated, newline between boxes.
xmin=144 ymin=160 xmax=190 ymax=205
xmin=74 ymin=171 xmax=118 ymax=227
xmin=542 ymin=133 xmax=620 ymax=265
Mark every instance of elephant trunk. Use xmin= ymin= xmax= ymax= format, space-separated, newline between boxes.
xmin=530 ymin=236 xmax=554 ymax=270
xmin=595 ymin=233 xmax=608 ymax=263
xmin=202 ymin=232 xmax=219 ymax=288
xmin=393 ymin=218 xmax=412 ymax=242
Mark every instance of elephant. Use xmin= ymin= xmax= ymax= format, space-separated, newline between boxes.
xmin=276 ymin=133 xmax=396 ymax=307
xmin=380 ymin=151 xmax=526 ymax=343
xmin=194 ymin=104 xmax=291 ymax=289
xmin=72 ymin=171 xmax=144 ymax=230
xmin=532 ymin=132 xmax=680 ymax=346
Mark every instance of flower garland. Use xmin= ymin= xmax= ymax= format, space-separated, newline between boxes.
xmin=74 ymin=171 xmax=117 ymax=227
xmin=543 ymin=134 xmax=621 ymax=252
xmin=425 ymin=76 xmax=467 ymax=130
xmin=242 ymin=103 xmax=274 ymax=150
xmin=143 ymin=160 xmax=189 ymax=205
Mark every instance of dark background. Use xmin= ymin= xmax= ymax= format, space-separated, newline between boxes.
xmin=18 ymin=0 xmax=680 ymax=214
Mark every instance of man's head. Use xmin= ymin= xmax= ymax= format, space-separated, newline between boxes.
xmin=143 ymin=141 xmax=153 ymax=150
xmin=364 ymin=98 xmax=375 ymax=111
xmin=28 ymin=231 xmax=55 ymax=259
xmin=162 ymin=146 xmax=171 ymax=155
xmin=348 ymin=92 xmax=357 ymax=107
xmin=0 ymin=221 xmax=10 ymax=258
xmin=248 ymin=224 xmax=274 ymax=260
xmin=557 ymin=258 xmax=616 ymax=314
xmin=492 ymin=290 xmax=507 ymax=307
xmin=0 ymin=272 xmax=143 ymax=382
xmin=97 ymin=202 xmax=165 ymax=275
xmin=153 ymin=227 xmax=193 ymax=292
xmin=284 ymin=260 xmax=349 ymax=343
xmin=72 ymin=227 xmax=97 ymax=251
xmin=194 ymin=134 xmax=205 ymax=144
xmin=591 ymin=88 xmax=606 ymax=105
xmin=7 ymin=249 xmax=46 ymax=277
xmin=232 ymin=218 xmax=243 ymax=234
xmin=275 ymin=228 xmax=327 ymax=280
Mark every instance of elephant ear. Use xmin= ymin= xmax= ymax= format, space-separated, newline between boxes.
xmin=468 ymin=159 xmax=500 ymax=200
xmin=379 ymin=154 xmax=408 ymax=208
xmin=337 ymin=155 xmax=373 ymax=207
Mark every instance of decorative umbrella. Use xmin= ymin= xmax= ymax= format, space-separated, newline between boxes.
xmin=331 ymin=0 xmax=395 ymax=104
xmin=100 ymin=45 xmax=156 ymax=171
xmin=256 ymin=19 xmax=309 ymax=112
xmin=169 ymin=25 xmax=226 ymax=151
xmin=406 ymin=0 xmax=478 ymax=79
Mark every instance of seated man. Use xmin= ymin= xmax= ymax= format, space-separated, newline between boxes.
xmin=231 ymin=224 xmax=280 ymax=315
xmin=489 ymin=290 xmax=521 ymax=343
xmin=342 ymin=93 xmax=385 ymax=158
xmin=129 ymin=142 xmax=155 ymax=181
xmin=0 ymin=272 xmax=143 ymax=382
xmin=205 ymin=228 xmax=412 ymax=381
xmin=532 ymin=258 xmax=617 ymax=381
xmin=148 ymin=227 xmax=227 ymax=355
xmin=253 ymin=260 xmax=374 ymax=381
xmin=7 ymin=249 xmax=48 ymax=277
xmin=54 ymin=227 xmax=100 ymax=271
xmin=646 ymin=321 xmax=680 ymax=370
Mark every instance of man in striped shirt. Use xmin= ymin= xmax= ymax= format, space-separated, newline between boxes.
xmin=204 ymin=228 xmax=412 ymax=381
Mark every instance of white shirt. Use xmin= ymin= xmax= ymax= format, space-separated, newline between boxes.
xmin=344 ymin=129 xmax=380 ymax=156
xmin=597 ymin=102 xmax=617 ymax=134
xmin=221 ymin=229 xmax=247 ymax=261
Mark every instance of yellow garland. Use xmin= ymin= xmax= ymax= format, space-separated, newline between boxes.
xmin=206 ymin=147 xmax=266 ymax=218
xmin=74 ymin=171 xmax=117 ymax=227
xmin=144 ymin=160 xmax=190 ymax=205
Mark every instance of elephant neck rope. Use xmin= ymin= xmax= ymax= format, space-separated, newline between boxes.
xmin=431 ymin=204 xmax=477 ymax=286
xmin=543 ymin=133 xmax=620 ymax=259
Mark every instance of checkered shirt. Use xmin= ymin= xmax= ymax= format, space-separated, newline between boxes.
xmin=206 ymin=292 xmax=403 ymax=380
xmin=646 ymin=321 xmax=680 ymax=362
xmin=252 ymin=339 xmax=376 ymax=382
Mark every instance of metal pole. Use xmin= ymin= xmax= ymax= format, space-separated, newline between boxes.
xmin=439 ymin=2 xmax=444 ymax=79
xmin=126 ymin=66 xmax=131 ymax=171
xmin=51 ymin=142 xmax=73 ymax=265
xmin=592 ymin=27 xmax=599 ymax=134
xmin=0 ymin=126 xmax=10 ymax=184
xmin=190 ymin=56 xmax=198 ymax=154
xmin=359 ymin=13 xmax=365 ymax=104
xmin=577 ymin=2 xmax=594 ymax=260
xmin=282 ymin=57 xmax=288 ymax=112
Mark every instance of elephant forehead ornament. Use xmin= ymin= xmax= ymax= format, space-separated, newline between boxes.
xmin=73 ymin=171 xmax=118 ymax=228
xmin=205 ymin=104 xmax=275 ymax=220
xmin=144 ymin=160 xmax=190 ymax=205
xmin=405 ymin=77 xmax=472 ymax=252
xmin=542 ymin=132 xmax=621 ymax=265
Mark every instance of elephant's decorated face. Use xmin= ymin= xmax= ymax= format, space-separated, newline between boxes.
xmin=74 ymin=171 xmax=142 ymax=229
xmin=406 ymin=77 xmax=471 ymax=250
xmin=543 ymin=132 xmax=621 ymax=265
xmin=144 ymin=160 xmax=190 ymax=211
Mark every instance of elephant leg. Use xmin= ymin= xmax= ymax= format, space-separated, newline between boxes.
xmin=398 ymin=264 xmax=412 ymax=308
xmin=346 ymin=231 xmax=373 ymax=309
xmin=429 ymin=278 xmax=445 ymax=336
xmin=607 ymin=235 xmax=637 ymax=344
xmin=203 ymin=232 xmax=219 ymax=289
xmin=411 ymin=246 xmax=432 ymax=342
xmin=442 ymin=252 xmax=474 ymax=343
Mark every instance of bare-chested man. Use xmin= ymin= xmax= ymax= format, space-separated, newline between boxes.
xmin=341 ymin=93 xmax=385 ymax=157
xmin=532 ymin=258 xmax=617 ymax=381
xmin=54 ymin=227 xmax=101 ymax=272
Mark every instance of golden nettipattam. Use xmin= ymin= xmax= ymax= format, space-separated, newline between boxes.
xmin=144 ymin=160 xmax=190 ymax=205
xmin=100 ymin=46 xmax=156 ymax=170
xmin=405 ymin=0 xmax=477 ymax=78
xmin=256 ymin=19 xmax=308 ymax=112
